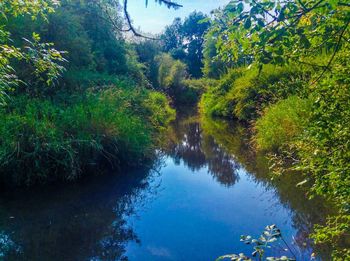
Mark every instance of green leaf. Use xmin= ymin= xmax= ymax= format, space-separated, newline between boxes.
xmin=244 ymin=19 xmax=251 ymax=29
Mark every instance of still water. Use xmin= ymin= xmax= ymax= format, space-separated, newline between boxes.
xmin=0 ymin=113 xmax=331 ymax=260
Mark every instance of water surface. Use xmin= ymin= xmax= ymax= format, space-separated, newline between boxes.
xmin=0 ymin=113 xmax=331 ymax=260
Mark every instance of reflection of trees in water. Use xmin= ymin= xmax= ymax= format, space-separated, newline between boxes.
xmin=0 ymin=167 xmax=159 ymax=261
xmin=165 ymin=117 xmax=239 ymax=187
xmin=200 ymin=115 xmax=333 ymax=259
xmin=170 ymin=122 xmax=207 ymax=171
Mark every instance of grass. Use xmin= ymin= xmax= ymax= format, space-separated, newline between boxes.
xmin=254 ymin=96 xmax=311 ymax=151
xmin=200 ymin=64 xmax=310 ymax=121
xmin=0 ymin=86 xmax=175 ymax=185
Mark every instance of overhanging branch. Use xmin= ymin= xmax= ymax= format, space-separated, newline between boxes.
xmin=123 ymin=0 xmax=183 ymax=40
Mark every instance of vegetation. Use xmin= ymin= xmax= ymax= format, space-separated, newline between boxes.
xmin=198 ymin=0 xmax=350 ymax=258
xmin=0 ymin=0 xmax=175 ymax=185
xmin=1 ymin=0 xmax=349 ymax=259
xmin=254 ymin=96 xmax=311 ymax=151
xmin=161 ymin=11 xmax=211 ymax=78
xmin=217 ymin=225 xmax=296 ymax=261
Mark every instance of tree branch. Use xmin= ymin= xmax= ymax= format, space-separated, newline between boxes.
xmin=122 ymin=0 xmax=182 ymax=40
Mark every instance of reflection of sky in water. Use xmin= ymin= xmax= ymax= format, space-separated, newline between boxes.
xmin=126 ymin=157 xmax=302 ymax=260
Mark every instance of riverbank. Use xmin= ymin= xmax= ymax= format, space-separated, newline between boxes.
xmin=0 ymin=112 xmax=334 ymax=260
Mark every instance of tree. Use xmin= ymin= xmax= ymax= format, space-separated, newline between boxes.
xmin=182 ymin=12 xmax=211 ymax=78
xmin=0 ymin=0 xmax=65 ymax=102
xmin=212 ymin=0 xmax=349 ymax=75
xmin=161 ymin=12 xmax=211 ymax=78
xmin=134 ymin=40 xmax=162 ymax=88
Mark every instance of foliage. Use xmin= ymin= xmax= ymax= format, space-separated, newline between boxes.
xmin=161 ymin=11 xmax=211 ymax=78
xmin=201 ymin=0 xmax=350 ymax=257
xmin=180 ymin=78 xmax=218 ymax=104
xmin=254 ymin=96 xmax=311 ymax=151
xmin=200 ymin=64 xmax=308 ymax=120
xmin=0 ymin=86 xmax=173 ymax=185
xmin=199 ymin=68 xmax=242 ymax=117
xmin=212 ymin=0 xmax=349 ymax=70
xmin=134 ymin=40 xmax=162 ymax=88
xmin=217 ymin=225 xmax=296 ymax=261
xmin=24 ymin=33 xmax=66 ymax=88
xmin=0 ymin=0 xmax=176 ymax=186
xmin=155 ymin=53 xmax=191 ymax=103
xmin=0 ymin=0 xmax=64 ymax=104
xmin=202 ymin=29 xmax=229 ymax=79
xmin=294 ymin=50 xmax=350 ymax=258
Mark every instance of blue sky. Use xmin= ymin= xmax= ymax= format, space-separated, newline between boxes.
xmin=127 ymin=0 xmax=231 ymax=34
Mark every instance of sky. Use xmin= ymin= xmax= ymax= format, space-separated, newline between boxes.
xmin=127 ymin=0 xmax=231 ymax=34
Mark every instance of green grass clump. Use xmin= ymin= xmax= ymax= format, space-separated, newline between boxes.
xmin=254 ymin=96 xmax=311 ymax=151
xmin=0 ymin=87 xmax=174 ymax=185
xmin=200 ymin=64 xmax=310 ymax=121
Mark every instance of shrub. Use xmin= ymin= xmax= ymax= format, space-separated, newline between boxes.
xmin=254 ymin=96 xmax=311 ymax=151
xmin=295 ymin=51 xmax=350 ymax=258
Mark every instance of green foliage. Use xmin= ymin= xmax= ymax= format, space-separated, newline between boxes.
xmin=0 ymin=0 xmax=175 ymax=189
xmin=200 ymin=65 xmax=308 ymax=120
xmin=295 ymin=51 xmax=350 ymax=258
xmin=0 ymin=86 xmax=173 ymax=185
xmin=199 ymin=68 xmax=243 ymax=117
xmin=134 ymin=40 xmax=162 ymax=88
xmin=202 ymin=30 xmax=228 ymax=79
xmin=165 ymin=60 xmax=187 ymax=89
xmin=24 ymin=33 xmax=66 ymax=87
xmin=156 ymin=53 xmax=193 ymax=103
xmin=201 ymin=0 xmax=350 ymax=257
xmin=217 ymin=225 xmax=295 ymax=261
xmin=254 ymin=96 xmax=311 ymax=151
xmin=212 ymin=0 xmax=349 ymax=69
xmin=161 ymin=11 xmax=211 ymax=78
xmin=0 ymin=0 xmax=63 ymax=104
xmin=180 ymin=78 xmax=218 ymax=104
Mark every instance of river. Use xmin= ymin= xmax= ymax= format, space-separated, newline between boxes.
xmin=0 ymin=112 xmax=332 ymax=260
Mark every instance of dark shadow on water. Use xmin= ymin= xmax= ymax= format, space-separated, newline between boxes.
xmin=0 ymin=165 xmax=160 ymax=261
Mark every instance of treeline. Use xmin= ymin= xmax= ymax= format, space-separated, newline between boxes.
xmin=133 ymin=11 xmax=214 ymax=105
xmin=0 ymin=0 xmax=175 ymax=185
xmin=194 ymin=0 xmax=349 ymax=258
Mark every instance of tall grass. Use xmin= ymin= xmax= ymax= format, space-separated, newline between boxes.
xmin=0 ymin=87 xmax=175 ymax=185
xmin=200 ymin=64 xmax=310 ymax=120
xmin=254 ymin=96 xmax=311 ymax=151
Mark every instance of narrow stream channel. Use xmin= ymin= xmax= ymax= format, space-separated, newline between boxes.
xmin=0 ymin=112 xmax=332 ymax=260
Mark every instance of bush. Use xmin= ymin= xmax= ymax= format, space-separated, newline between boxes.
xmin=200 ymin=65 xmax=310 ymax=120
xmin=0 ymin=87 xmax=174 ymax=185
xmin=254 ymin=96 xmax=311 ymax=151
xmin=295 ymin=51 xmax=350 ymax=258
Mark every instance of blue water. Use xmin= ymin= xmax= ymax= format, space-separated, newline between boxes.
xmin=0 ymin=115 xmax=330 ymax=260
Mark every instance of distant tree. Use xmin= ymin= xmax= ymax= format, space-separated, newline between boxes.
xmin=161 ymin=12 xmax=211 ymax=78
xmin=134 ymin=40 xmax=162 ymax=88
xmin=161 ymin=17 xmax=187 ymax=63
xmin=182 ymin=12 xmax=211 ymax=78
